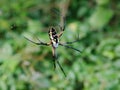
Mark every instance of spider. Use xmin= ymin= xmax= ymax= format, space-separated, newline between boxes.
xmin=24 ymin=17 xmax=81 ymax=77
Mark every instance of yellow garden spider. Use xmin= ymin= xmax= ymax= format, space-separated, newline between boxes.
xmin=24 ymin=17 xmax=81 ymax=77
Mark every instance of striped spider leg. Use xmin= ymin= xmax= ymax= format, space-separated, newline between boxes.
xmin=24 ymin=36 xmax=51 ymax=46
xmin=57 ymin=17 xmax=81 ymax=53
xmin=59 ymin=34 xmax=82 ymax=53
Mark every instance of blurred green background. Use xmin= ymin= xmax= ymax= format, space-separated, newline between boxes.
xmin=0 ymin=0 xmax=120 ymax=90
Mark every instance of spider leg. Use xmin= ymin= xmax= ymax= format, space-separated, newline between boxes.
xmin=24 ymin=36 xmax=50 ymax=46
xmin=64 ymin=34 xmax=80 ymax=44
xmin=56 ymin=60 xmax=66 ymax=77
xmin=52 ymin=47 xmax=56 ymax=70
xmin=52 ymin=47 xmax=66 ymax=77
xmin=52 ymin=56 xmax=56 ymax=70
xmin=63 ymin=40 xmax=80 ymax=44
xmin=51 ymin=9 xmax=65 ymax=38
xmin=58 ymin=17 xmax=66 ymax=38
xmin=59 ymin=43 xmax=82 ymax=53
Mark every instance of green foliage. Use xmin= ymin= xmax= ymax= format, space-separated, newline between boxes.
xmin=0 ymin=0 xmax=120 ymax=90
xmin=96 ymin=0 xmax=110 ymax=5
xmin=89 ymin=7 xmax=114 ymax=29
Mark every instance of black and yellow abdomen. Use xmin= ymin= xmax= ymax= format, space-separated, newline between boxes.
xmin=49 ymin=27 xmax=59 ymax=48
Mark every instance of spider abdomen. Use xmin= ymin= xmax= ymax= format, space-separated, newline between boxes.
xmin=49 ymin=27 xmax=59 ymax=48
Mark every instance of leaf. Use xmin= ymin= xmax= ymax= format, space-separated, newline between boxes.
xmin=89 ymin=7 xmax=114 ymax=29
xmin=27 ymin=20 xmax=42 ymax=34
xmin=96 ymin=0 xmax=110 ymax=5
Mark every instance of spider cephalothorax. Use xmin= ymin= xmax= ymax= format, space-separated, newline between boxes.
xmin=24 ymin=16 xmax=81 ymax=77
